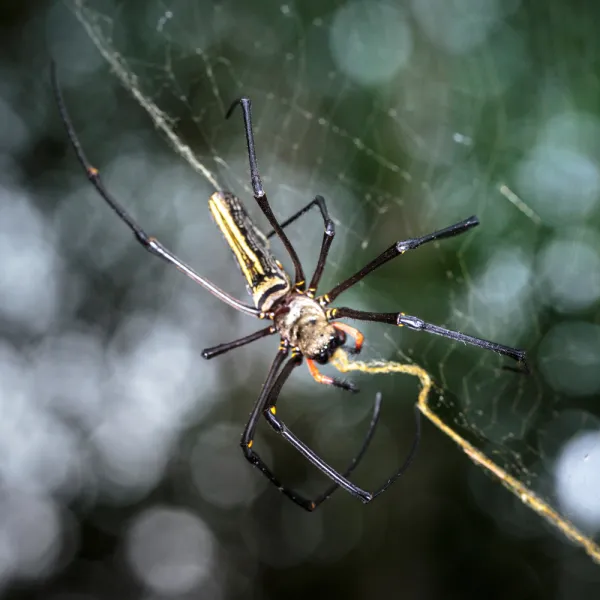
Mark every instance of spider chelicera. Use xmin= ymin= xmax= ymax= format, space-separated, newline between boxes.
xmin=52 ymin=63 xmax=528 ymax=511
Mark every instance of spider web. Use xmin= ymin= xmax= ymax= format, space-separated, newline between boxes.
xmin=58 ymin=0 xmax=600 ymax=563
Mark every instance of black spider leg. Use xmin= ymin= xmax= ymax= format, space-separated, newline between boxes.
xmin=309 ymin=392 xmax=384 ymax=509
xmin=226 ymin=97 xmax=307 ymax=290
xmin=265 ymin=196 xmax=328 ymax=239
xmin=311 ymin=403 xmax=421 ymax=507
xmin=202 ymin=326 xmax=276 ymax=359
xmin=330 ymin=308 xmax=528 ymax=370
xmin=358 ymin=403 xmax=421 ymax=501
xmin=240 ymin=345 xmax=301 ymax=501
xmin=255 ymin=353 xmax=371 ymax=509
xmin=311 ymin=404 xmax=422 ymax=505
xmin=238 ymin=348 xmax=380 ymax=510
xmin=263 ymin=359 xmax=423 ymax=510
xmin=264 ymin=195 xmax=335 ymax=294
xmin=202 ymin=196 xmax=335 ymax=360
xmin=323 ymin=216 xmax=480 ymax=304
xmin=51 ymin=63 xmax=259 ymax=318
xmin=317 ymin=214 xmax=527 ymax=369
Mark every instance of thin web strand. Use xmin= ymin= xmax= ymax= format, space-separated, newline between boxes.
xmin=331 ymin=349 xmax=600 ymax=565
xmin=72 ymin=0 xmax=222 ymax=192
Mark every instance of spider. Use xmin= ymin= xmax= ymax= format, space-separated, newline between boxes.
xmin=51 ymin=64 xmax=528 ymax=511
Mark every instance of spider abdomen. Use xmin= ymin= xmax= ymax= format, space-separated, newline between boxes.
xmin=209 ymin=191 xmax=291 ymax=311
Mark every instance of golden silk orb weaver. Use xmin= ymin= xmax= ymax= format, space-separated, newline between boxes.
xmin=52 ymin=64 xmax=528 ymax=510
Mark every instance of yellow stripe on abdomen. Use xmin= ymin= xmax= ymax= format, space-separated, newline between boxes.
xmin=209 ymin=192 xmax=264 ymax=289
xmin=208 ymin=191 xmax=291 ymax=311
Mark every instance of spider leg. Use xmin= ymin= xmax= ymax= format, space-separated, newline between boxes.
xmin=265 ymin=196 xmax=330 ymax=239
xmin=332 ymin=322 xmax=364 ymax=355
xmin=243 ymin=348 xmax=418 ymax=511
xmin=330 ymin=307 xmax=528 ymax=369
xmin=202 ymin=326 xmax=276 ymax=359
xmin=52 ymin=63 xmax=259 ymax=318
xmin=322 ymin=216 xmax=479 ymax=304
xmin=301 ymin=391 xmax=383 ymax=510
xmin=263 ymin=369 xmax=421 ymax=509
xmin=240 ymin=349 xmax=322 ymax=510
xmin=312 ymin=402 xmax=422 ymax=506
xmin=226 ymin=97 xmax=307 ymax=290
xmin=368 ymin=404 xmax=422 ymax=500
xmin=306 ymin=358 xmax=357 ymax=392
xmin=265 ymin=195 xmax=335 ymax=294
xmin=260 ymin=354 xmax=374 ymax=509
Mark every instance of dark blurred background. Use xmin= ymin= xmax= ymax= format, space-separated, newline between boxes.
xmin=1 ymin=0 xmax=600 ymax=598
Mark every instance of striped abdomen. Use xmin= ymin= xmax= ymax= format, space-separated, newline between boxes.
xmin=208 ymin=191 xmax=291 ymax=312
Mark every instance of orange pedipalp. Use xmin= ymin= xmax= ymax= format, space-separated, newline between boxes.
xmin=332 ymin=321 xmax=364 ymax=353
xmin=306 ymin=358 xmax=336 ymax=386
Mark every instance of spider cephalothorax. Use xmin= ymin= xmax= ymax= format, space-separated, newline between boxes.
xmin=53 ymin=62 xmax=528 ymax=511
xmin=273 ymin=294 xmax=343 ymax=361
